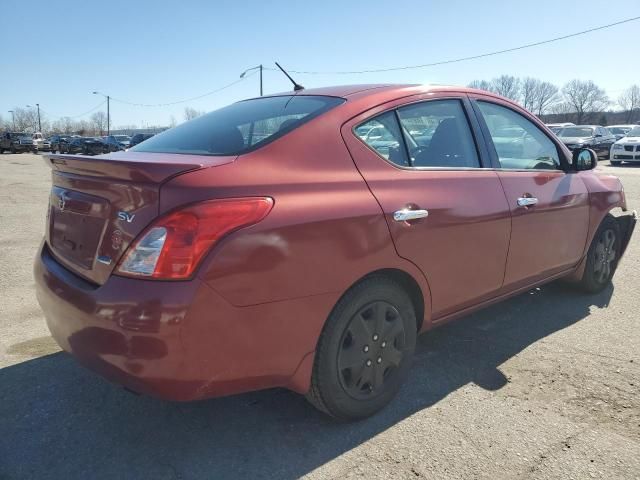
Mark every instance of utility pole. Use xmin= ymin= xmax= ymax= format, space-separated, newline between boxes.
xmin=8 ymin=110 xmax=15 ymax=130
xmin=240 ymin=65 xmax=263 ymax=96
xmin=92 ymin=91 xmax=110 ymax=135
xmin=26 ymin=104 xmax=42 ymax=132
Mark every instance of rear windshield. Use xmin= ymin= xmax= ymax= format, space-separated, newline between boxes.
xmin=132 ymin=95 xmax=345 ymax=156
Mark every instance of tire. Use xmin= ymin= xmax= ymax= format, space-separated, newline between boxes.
xmin=306 ymin=275 xmax=417 ymax=420
xmin=10 ymin=145 xmax=16 ymax=154
xmin=579 ymin=215 xmax=621 ymax=293
xmin=610 ymin=160 xmax=621 ymax=166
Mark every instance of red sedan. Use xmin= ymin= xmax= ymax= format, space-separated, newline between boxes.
xmin=35 ymin=85 xmax=636 ymax=420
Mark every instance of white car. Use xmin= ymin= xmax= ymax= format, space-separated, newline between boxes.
xmin=32 ymin=132 xmax=51 ymax=152
xmin=607 ymin=124 xmax=636 ymax=141
xmin=610 ymin=125 xmax=640 ymax=165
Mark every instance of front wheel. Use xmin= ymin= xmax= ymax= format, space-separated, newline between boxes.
xmin=579 ymin=215 xmax=621 ymax=293
xmin=306 ymin=275 xmax=417 ymax=420
xmin=610 ymin=160 xmax=621 ymax=166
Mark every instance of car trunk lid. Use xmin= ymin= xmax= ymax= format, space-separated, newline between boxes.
xmin=44 ymin=151 xmax=235 ymax=285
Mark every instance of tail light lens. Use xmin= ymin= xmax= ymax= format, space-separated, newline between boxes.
xmin=116 ymin=197 xmax=273 ymax=280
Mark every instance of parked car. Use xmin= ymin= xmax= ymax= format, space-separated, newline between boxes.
xmin=555 ymin=125 xmax=616 ymax=159
xmin=113 ymin=134 xmax=131 ymax=148
xmin=101 ymin=135 xmax=127 ymax=153
xmin=32 ymin=132 xmax=51 ymax=152
xmin=610 ymin=125 xmax=640 ymax=165
xmin=48 ymin=134 xmax=72 ymax=154
xmin=128 ymin=133 xmax=155 ymax=148
xmin=35 ymin=85 xmax=636 ymax=420
xmin=60 ymin=137 xmax=105 ymax=155
xmin=0 ymin=132 xmax=36 ymax=153
xmin=606 ymin=124 xmax=636 ymax=141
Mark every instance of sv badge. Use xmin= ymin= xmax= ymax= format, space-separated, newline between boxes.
xmin=117 ymin=211 xmax=136 ymax=223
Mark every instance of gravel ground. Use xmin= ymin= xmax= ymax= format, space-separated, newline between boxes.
xmin=0 ymin=153 xmax=638 ymax=480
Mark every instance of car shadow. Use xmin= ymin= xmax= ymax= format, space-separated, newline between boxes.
xmin=0 ymin=281 xmax=613 ymax=480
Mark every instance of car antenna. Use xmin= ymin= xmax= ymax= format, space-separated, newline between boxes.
xmin=275 ymin=62 xmax=304 ymax=92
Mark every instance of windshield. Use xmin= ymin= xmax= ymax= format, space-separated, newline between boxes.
xmin=626 ymin=126 xmax=640 ymax=137
xmin=608 ymin=127 xmax=631 ymax=135
xmin=132 ymin=95 xmax=345 ymax=156
xmin=114 ymin=135 xmax=129 ymax=141
xmin=558 ymin=127 xmax=594 ymax=137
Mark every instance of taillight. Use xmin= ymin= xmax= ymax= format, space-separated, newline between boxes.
xmin=115 ymin=197 xmax=273 ymax=280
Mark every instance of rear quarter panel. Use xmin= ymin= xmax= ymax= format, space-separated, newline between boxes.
xmin=159 ymin=106 xmax=431 ymax=316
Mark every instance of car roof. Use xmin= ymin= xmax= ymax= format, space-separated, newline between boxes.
xmin=258 ymin=83 xmax=514 ymax=102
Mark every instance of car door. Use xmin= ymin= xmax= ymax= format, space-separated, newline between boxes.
xmin=470 ymin=96 xmax=590 ymax=290
xmin=342 ymin=95 xmax=512 ymax=319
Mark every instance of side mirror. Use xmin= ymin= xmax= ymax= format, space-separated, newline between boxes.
xmin=595 ymin=133 xmax=603 ymax=138
xmin=573 ymin=148 xmax=597 ymax=171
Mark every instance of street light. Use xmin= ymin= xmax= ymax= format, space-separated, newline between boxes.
xmin=7 ymin=110 xmax=15 ymax=130
xmin=240 ymin=65 xmax=263 ymax=96
xmin=26 ymin=104 xmax=41 ymax=132
xmin=92 ymin=91 xmax=110 ymax=135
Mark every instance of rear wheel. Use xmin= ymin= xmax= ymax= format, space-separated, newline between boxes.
xmin=306 ymin=275 xmax=417 ymax=420
xmin=579 ymin=215 xmax=621 ymax=293
xmin=10 ymin=145 xmax=16 ymax=154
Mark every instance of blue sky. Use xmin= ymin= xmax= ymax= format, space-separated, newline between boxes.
xmin=1 ymin=0 xmax=639 ymax=127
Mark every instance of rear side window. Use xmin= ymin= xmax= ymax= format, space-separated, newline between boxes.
xmin=355 ymin=111 xmax=409 ymax=166
xmin=132 ymin=95 xmax=345 ymax=156
xmin=355 ymin=99 xmax=481 ymax=168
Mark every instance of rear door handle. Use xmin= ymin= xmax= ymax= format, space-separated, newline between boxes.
xmin=517 ymin=197 xmax=538 ymax=207
xmin=393 ymin=208 xmax=429 ymax=222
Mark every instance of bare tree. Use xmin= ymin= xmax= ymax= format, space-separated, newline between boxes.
xmin=12 ymin=107 xmax=38 ymax=132
xmin=91 ymin=111 xmax=108 ymax=136
xmin=184 ymin=107 xmax=204 ymax=121
xmin=562 ymin=80 xmax=608 ymax=124
xmin=521 ymin=78 xmax=538 ymax=112
xmin=618 ymin=85 xmax=640 ymax=123
xmin=490 ymin=75 xmax=521 ymax=102
xmin=467 ymin=79 xmax=493 ymax=92
xmin=531 ymin=81 xmax=559 ymax=116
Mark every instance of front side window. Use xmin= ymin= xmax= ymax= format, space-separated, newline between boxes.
xmin=132 ymin=95 xmax=344 ymax=156
xmin=355 ymin=99 xmax=481 ymax=169
xmin=477 ymin=101 xmax=560 ymax=170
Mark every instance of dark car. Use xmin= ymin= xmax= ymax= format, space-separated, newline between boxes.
xmin=128 ymin=133 xmax=155 ymax=148
xmin=101 ymin=135 xmax=127 ymax=153
xmin=556 ymin=125 xmax=616 ymax=159
xmin=60 ymin=137 xmax=105 ymax=155
xmin=49 ymin=134 xmax=72 ymax=154
xmin=35 ymin=85 xmax=636 ymax=420
xmin=0 ymin=132 xmax=36 ymax=153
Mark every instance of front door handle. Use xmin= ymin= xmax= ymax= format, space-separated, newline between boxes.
xmin=517 ymin=197 xmax=539 ymax=207
xmin=393 ymin=208 xmax=429 ymax=222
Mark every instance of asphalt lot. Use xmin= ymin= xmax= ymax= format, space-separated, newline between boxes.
xmin=0 ymin=153 xmax=638 ymax=480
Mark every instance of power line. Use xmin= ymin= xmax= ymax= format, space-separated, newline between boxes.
xmin=108 ymin=71 xmax=256 ymax=107
xmin=288 ymin=15 xmax=640 ymax=75
xmin=40 ymin=100 xmax=106 ymax=120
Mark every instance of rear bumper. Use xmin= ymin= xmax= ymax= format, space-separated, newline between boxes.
xmin=34 ymin=243 xmax=333 ymax=400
